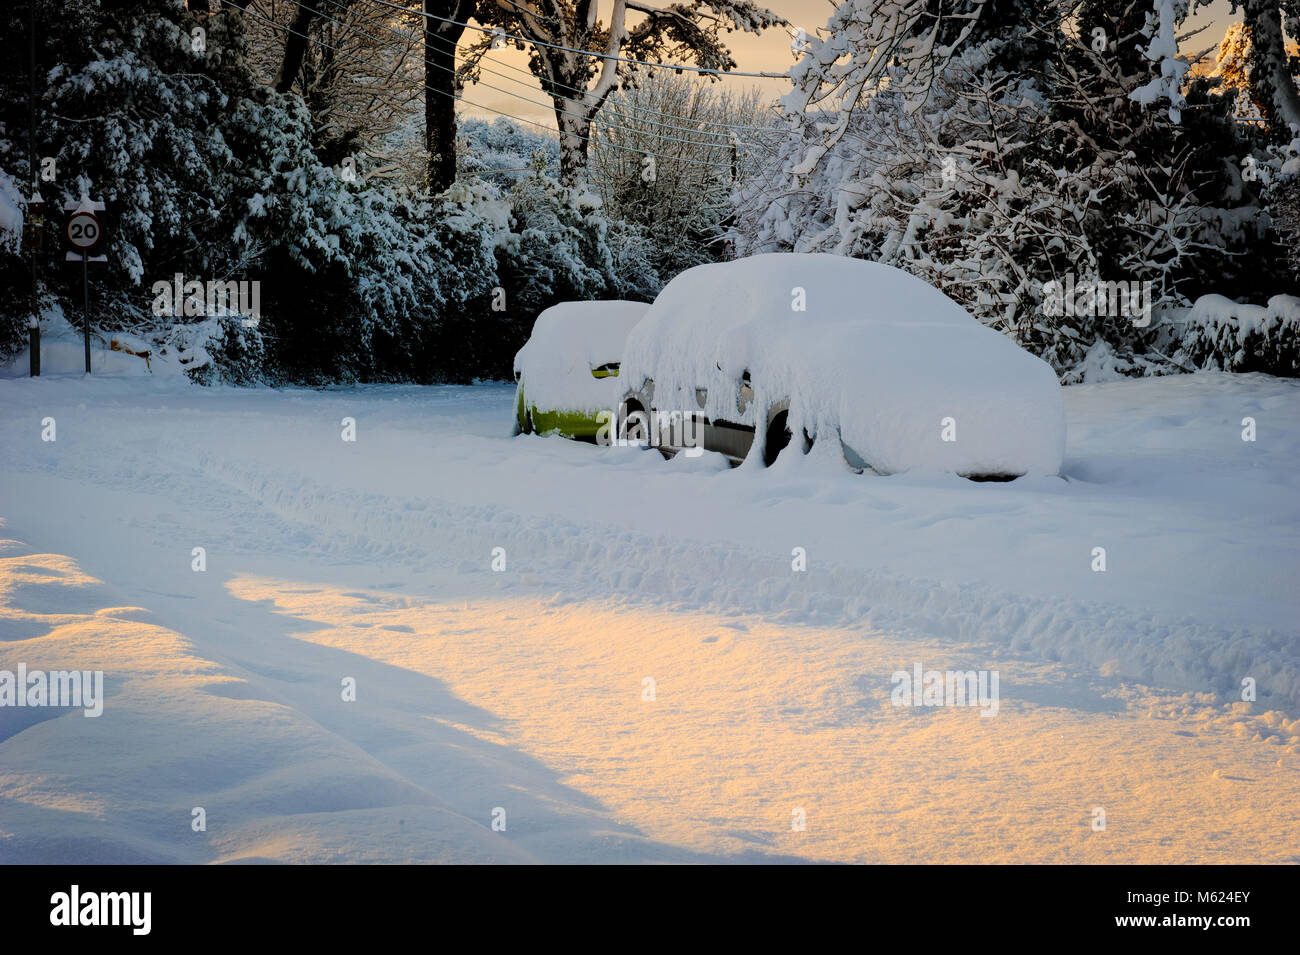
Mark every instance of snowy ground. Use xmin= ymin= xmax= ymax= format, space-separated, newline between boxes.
xmin=0 ymin=370 xmax=1297 ymax=863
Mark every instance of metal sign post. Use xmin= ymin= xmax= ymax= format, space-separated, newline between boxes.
xmin=25 ymin=190 xmax=45 ymax=376
xmin=64 ymin=196 xmax=107 ymax=374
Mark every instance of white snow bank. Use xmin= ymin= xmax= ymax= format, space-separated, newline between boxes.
xmin=0 ymin=306 xmax=241 ymax=380
xmin=0 ymin=305 xmax=158 ymax=378
xmin=513 ymin=300 xmax=649 ymax=413
xmin=621 ymin=253 xmax=1065 ymax=476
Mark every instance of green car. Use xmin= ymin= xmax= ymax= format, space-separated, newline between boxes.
xmin=512 ymin=301 xmax=650 ymax=440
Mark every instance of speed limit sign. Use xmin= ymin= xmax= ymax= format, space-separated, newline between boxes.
xmin=66 ymin=209 xmax=102 ymax=252
xmin=63 ymin=195 xmax=108 ymax=375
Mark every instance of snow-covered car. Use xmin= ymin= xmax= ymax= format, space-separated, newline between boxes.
xmin=615 ymin=253 xmax=1065 ymax=479
xmin=512 ymin=300 xmax=650 ymax=439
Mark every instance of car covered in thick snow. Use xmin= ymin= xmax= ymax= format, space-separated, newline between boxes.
xmin=614 ymin=253 xmax=1065 ymax=479
xmin=512 ymin=300 xmax=650 ymax=439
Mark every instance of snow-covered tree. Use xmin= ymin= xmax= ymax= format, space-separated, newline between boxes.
xmin=1209 ymin=21 xmax=1266 ymax=123
xmin=590 ymin=73 xmax=775 ymax=276
xmin=462 ymin=0 xmax=786 ymax=184
xmin=238 ymin=0 xmax=425 ymax=173
xmin=242 ymin=0 xmax=472 ymax=193
xmin=734 ymin=0 xmax=1282 ymax=377
xmin=1236 ymin=0 xmax=1300 ymax=141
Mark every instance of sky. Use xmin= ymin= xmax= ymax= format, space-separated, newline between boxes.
xmin=457 ymin=0 xmax=1240 ymax=127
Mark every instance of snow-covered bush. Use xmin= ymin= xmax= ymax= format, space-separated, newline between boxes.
xmin=428 ymin=174 xmax=661 ymax=383
xmin=1165 ymin=293 xmax=1300 ymax=376
xmin=733 ymin=0 xmax=1291 ymax=379
xmin=494 ymin=176 xmax=617 ymax=314
xmin=1255 ymin=129 xmax=1300 ymax=282
xmin=0 ymin=1 xmax=297 ymax=377
xmin=155 ymin=315 xmax=267 ymax=386
xmin=458 ymin=117 xmax=562 ymax=187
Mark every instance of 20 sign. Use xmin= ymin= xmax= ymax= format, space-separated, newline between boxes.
xmin=66 ymin=210 xmax=103 ymax=252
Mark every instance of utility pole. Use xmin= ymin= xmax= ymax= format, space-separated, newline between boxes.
xmin=28 ymin=0 xmax=39 ymax=345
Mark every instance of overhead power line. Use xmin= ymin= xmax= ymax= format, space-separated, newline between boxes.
xmin=222 ymin=0 xmax=741 ymax=169
xmin=308 ymin=0 xmax=786 ymax=140
xmin=290 ymin=0 xmax=773 ymax=152
xmin=463 ymin=163 xmax=560 ymax=175
xmin=364 ymin=0 xmax=791 ymax=78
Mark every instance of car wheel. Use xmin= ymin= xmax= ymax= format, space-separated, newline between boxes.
xmin=618 ymin=398 xmax=649 ymax=446
xmin=764 ymin=410 xmax=792 ymax=467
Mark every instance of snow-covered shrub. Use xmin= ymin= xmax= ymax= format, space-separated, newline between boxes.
xmin=1256 ymin=129 xmax=1300 ymax=282
xmin=0 ymin=1 xmax=506 ymax=383
xmin=156 ymin=315 xmax=268 ymax=386
xmin=495 ymin=175 xmax=615 ymax=314
xmin=1165 ymin=294 xmax=1300 ymax=376
xmin=458 ymin=117 xmax=561 ymax=187
xmin=604 ymin=217 xmax=663 ymax=301
xmin=427 ymin=174 xmax=661 ymax=383
xmin=0 ymin=2 xmax=290 ymax=377
xmin=735 ymin=29 xmax=1119 ymax=369
xmin=232 ymin=97 xmax=502 ymax=383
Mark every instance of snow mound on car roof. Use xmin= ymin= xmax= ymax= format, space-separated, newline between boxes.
xmin=621 ymin=253 xmax=1064 ymax=476
xmin=514 ymin=300 xmax=649 ymax=413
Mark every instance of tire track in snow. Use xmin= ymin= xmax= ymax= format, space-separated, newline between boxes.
xmin=167 ymin=440 xmax=1300 ymax=713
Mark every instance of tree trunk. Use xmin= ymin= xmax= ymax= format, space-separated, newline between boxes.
xmin=537 ymin=0 xmax=626 ymax=186
xmin=276 ymin=0 xmax=320 ymax=94
xmin=548 ymin=57 xmax=617 ymax=186
xmin=1244 ymin=0 xmax=1300 ymax=142
xmin=425 ymin=1 xmax=468 ymax=193
xmin=556 ymin=107 xmax=593 ymax=187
